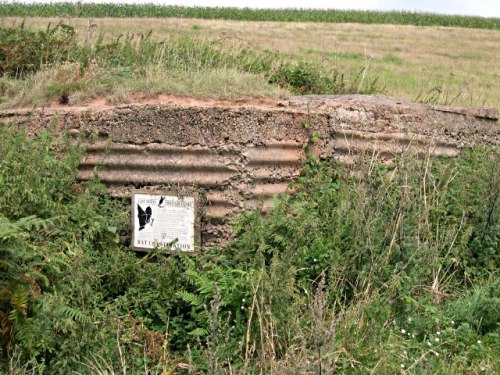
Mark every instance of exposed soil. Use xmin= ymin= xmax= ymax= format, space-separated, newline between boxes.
xmin=46 ymin=93 xmax=282 ymax=112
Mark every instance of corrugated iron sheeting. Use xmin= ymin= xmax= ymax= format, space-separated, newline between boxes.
xmin=77 ymin=132 xmax=460 ymax=220
xmin=78 ymin=141 xmax=304 ymax=219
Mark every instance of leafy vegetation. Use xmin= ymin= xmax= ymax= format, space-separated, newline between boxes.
xmin=0 ymin=127 xmax=126 ymax=372
xmin=0 ymin=3 xmax=498 ymax=29
xmin=0 ymin=23 xmax=378 ymax=107
xmin=0 ymin=126 xmax=498 ymax=373
xmin=0 ymin=8 xmax=498 ymax=374
xmin=0 ymin=23 xmax=77 ymax=79
xmin=2 ymin=17 xmax=498 ymax=109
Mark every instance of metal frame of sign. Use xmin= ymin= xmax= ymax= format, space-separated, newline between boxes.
xmin=131 ymin=190 xmax=202 ymax=253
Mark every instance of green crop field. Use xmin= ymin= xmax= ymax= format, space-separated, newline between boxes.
xmin=0 ymin=2 xmax=499 ymax=29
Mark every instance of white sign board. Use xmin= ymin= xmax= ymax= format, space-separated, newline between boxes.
xmin=132 ymin=193 xmax=196 ymax=251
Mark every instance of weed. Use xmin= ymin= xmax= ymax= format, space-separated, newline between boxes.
xmin=0 ymin=23 xmax=380 ymax=107
xmin=381 ymin=53 xmax=404 ymax=65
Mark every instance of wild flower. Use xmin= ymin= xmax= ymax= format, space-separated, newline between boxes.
xmin=435 ymin=338 xmax=439 ymax=342
xmin=401 ymin=329 xmax=406 ymax=334
xmin=400 ymin=364 xmax=405 ymax=368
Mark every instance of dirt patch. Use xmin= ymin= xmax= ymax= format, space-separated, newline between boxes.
xmin=134 ymin=93 xmax=281 ymax=109
xmin=45 ymin=93 xmax=282 ymax=112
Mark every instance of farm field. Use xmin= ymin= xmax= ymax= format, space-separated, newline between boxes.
xmin=1 ymin=16 xmax=499 ymax=109
xmin=1 ymin=3 xmax=499 ymax=29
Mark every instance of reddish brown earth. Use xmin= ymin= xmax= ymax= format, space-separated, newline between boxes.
xmin=45 ymin=93 xmax=282 ymax=111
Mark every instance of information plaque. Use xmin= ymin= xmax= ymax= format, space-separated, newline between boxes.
xmin=132 ymin=192 xmax=199 ymax=252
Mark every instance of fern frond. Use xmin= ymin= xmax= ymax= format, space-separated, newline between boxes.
xmin=58 ymin=305 xmax=91 ymax=323
xmin=8 ymin=287 xmax=29 ymax=321
xmin=153 ymin=302 xmax=170 ymax=327
xmin=175 ymin=290 xmax=204 ymax=308
xmin=188 ymin=327 xmax=209 ymax=337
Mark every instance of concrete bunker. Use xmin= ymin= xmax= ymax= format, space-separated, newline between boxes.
xmin=2 ymin=95 xmax=499 ymax=247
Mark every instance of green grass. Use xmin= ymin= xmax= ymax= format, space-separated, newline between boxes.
xmin=300 ymin=48 xmax=365 ymax=60
xmin=2 ymin=16 xmax=498 ymax=109
xmin=0 ymin=3 xmax=499 ymax=29
xmin=0 ymin=23 xmax=380 ymax=108
xmin=381 ymin=53 xmax=404 ymax=65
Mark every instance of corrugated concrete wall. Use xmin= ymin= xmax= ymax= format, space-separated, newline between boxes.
xmin=2 ymin=95 xmax=499 ymax=245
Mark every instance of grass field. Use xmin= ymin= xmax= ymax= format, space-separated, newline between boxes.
xmin=2 ymin=16 xmax=499 ymax=109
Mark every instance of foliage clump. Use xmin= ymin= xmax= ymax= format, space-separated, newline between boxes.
xmin=0 ymin=126 xmax=498 ymax=373
xmin=0 ymin=127 xmax=127 ymax=371
xmin=0 ymin=22 xmax=77 ymax=78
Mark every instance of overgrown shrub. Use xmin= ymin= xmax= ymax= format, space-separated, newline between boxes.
xmin=0 ymin=127 xmax=127 ymax=371
xmin=0 ymin=23 xmax=77 ymax=78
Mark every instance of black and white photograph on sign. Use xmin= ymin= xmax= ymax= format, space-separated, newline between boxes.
xmin=133 ymin=193 xmax=196 ymax=251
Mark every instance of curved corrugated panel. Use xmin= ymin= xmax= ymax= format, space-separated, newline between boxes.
xmin=319 ymin=130 xmax=460 ymax=164
xmin=78 ymin=141 xmax=304 ymax=220
xmin=329 ymin=130 xmax=460 ymax=156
